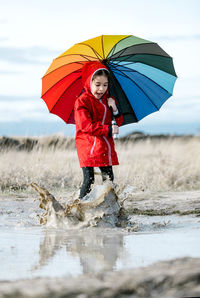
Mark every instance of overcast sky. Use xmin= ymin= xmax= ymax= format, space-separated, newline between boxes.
xmin=0 ymin=0 xmax=200 ymax=135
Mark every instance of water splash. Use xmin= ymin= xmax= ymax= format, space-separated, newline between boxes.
xmin=31 ymin=182 xmax=128 ymax=229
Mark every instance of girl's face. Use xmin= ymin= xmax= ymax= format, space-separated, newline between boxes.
xmin=91 ymin=75 xmax=108 ymax=99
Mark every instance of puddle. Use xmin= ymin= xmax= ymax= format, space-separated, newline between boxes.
xmin=0 ymin=197 xmax=200 ymax=281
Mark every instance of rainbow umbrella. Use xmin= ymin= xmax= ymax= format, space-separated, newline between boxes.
xmin=41 ymin=35 xmax=177 ymax=125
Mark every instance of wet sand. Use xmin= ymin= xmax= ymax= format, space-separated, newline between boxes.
xmin=119 ymin=186 xmax=200 ymax=215
xmin=0 ymin=257 xmax=200 ymax=298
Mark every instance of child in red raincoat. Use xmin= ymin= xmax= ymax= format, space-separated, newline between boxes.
xmin=74 ymin=61 xmax=123 ymax=199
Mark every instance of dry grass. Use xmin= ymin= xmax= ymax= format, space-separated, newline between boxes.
xmin=115 ymin=137 xmax=200 ymax=191
xmin=0 ymin=136 xmax=200 ymax=193
xmin=0 ymin=148 xmax=79 ymax=192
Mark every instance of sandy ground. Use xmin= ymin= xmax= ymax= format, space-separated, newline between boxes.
xmin=118 ymin=186 xmax=200 ymax=215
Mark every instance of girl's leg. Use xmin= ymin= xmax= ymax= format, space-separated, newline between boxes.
xmin=80 ymin=167 xmax=94 ymax=198
xmin=99 ymin=166 xmax=114 ymax=182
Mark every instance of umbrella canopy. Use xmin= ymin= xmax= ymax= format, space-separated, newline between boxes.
xmin=41 ymin=35 xmax=177 ymax=125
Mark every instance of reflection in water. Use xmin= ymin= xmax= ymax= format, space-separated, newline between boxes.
xmin=33 ymin=230 xmax=124 ymax=274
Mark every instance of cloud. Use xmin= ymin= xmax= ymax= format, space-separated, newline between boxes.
xmin=142 ymin=96 xmax=200 ymax=124
xmin=0 ymin=19 xmax=6 ymax=24
xmin=152 ymin=35 xmax=200 ymax=42
xmin=0 ymin=95 xmax=56 ymax=122
xmin=0 ymin=45 xmax=59 ymax=65
xmin=0 ymin=37 xmax=8 ymax=42
xmin=0 ymin=95 xmax=40 ymax=101
xmin=0 ymin=70 xmax=19 ymax=75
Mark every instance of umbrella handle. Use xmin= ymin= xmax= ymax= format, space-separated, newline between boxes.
xmin=112 ymin=119 xmax=118 ymax=139
xmin=109 ymin=106 xmax=118 ymax=140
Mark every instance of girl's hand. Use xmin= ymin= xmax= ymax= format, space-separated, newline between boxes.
xmin=108 ymin=97 xmax=117 ymax=113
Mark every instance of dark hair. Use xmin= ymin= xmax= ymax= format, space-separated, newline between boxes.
xmin=92 ymin=69 xmax=110 ymax=81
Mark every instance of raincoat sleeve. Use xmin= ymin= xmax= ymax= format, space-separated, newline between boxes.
xmin=75 ymin=97 xmax=109 ymax=137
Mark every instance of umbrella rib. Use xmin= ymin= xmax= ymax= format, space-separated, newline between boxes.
xmin=106 ymin=64 xmax=138 ymax=122
xmin=102 ymin=35 xmax=105 ymax=60
xmin=43 ymin=54 xmax=98 ymax=78
xmin=49 ymin=75 xmax=82 ymax=113
xmin=78 ymin=43 xmax=103 ymax=60
xmin=106 ymin=35 xmax=131 ymax=58
xmin=110 ymin=47 xmax=135 ymax=64
xmin=109 ymin=43 xmax=171 ymax=61
xmin=110 ymin=63 xmax=160 ymax=111
xmin=43 ymin=61 xmax=85 ymax=78
xmin=111 ymin=53 xmax=173 ymax=67
xmin=80 ymin=55 xmax=92 ymax=61
xmin=67 ymin=106 xmax=75 ymax=123
xmin=107 ymin=44 xmax=117 ymax=60
xmin=54 ymin=53 xmax=99 ymax=62
xmin=108 ymin=42 xmax=151 ymax=61
xmin=43 ymin=54 xmax=100 ymax=95
xmin=110 ymin=53 xmax=133 ymax=66
xmin=110 ymin=53 xmax=177 ymax=78
xmin=112 ymin=78 xmax=138 ymax=122
xmin=110 ymin=60 xmax=174 ymax=95
xmin=42 ymin=69 xmax=81 ymax=97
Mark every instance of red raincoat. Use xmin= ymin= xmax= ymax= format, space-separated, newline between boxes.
xmin=74 ymin=62 xmax=123 ymax=168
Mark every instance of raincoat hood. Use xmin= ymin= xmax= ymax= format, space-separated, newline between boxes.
xmin=82 ymin=61 xmax=109 ymax=95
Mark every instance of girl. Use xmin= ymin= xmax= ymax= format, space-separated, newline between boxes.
xmin=74 ymin=61 xmax=123 ymax=199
